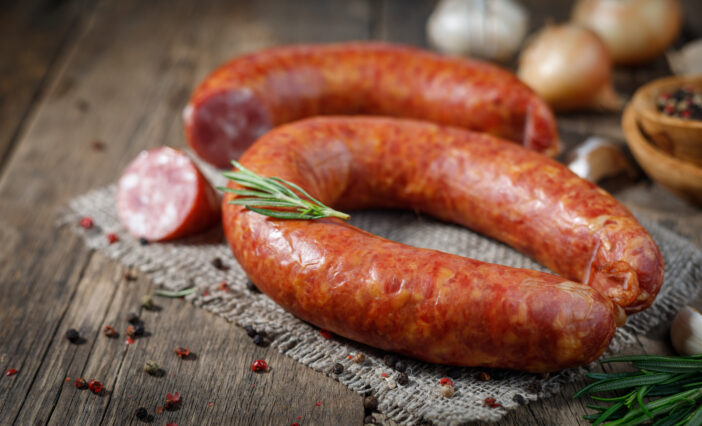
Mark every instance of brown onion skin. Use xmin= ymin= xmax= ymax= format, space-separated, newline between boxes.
xmin=572 ymin=0 xmax=682 ymax=65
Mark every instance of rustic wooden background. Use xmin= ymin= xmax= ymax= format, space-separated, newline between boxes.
xmin=1 ymin=0 xmax=701 ymax=425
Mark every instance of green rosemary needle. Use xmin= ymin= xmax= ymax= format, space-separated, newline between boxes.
xmin=220 ymin=161 xmax=350 ymax=221
xmin=576 ymin=354 xmax=702 ymax=425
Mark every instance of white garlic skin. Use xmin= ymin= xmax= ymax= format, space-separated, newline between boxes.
xmin=427 ymin=0 xmax=529 ymax=62
xmin=670 ymin=306 xmax=702 ymax=356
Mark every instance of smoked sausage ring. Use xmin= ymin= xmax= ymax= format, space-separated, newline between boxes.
xmin=222 ymin=117 xmax=664 ymax=372
xmin=185 ymin=42 xmax=559 ymax=168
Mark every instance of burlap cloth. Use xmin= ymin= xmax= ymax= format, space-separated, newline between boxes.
xmin=61 ymin=161 xmax=702 ymax=424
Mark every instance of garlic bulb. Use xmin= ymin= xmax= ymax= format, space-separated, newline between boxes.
xmin=427 ymin=0 xmax=529 ymax=62
xmin=670 ymin=306 xmax=702 ymax=356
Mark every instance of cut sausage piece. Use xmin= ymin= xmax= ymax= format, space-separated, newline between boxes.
xmin=185 ymin=42 xmax=560 ymax=167
xmin=223 ymin=117 xmax=663 ymax=372
xmin=117 ymin=147 xmax=220 ymax=241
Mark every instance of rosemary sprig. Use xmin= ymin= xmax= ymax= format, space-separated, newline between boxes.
xmin=153 ymin=287 xmax=196 ymax=298
xmin=219 ymin=161 xmax=350 ymax=221
xmin=576 ymin=354 xmax=702 ymax=425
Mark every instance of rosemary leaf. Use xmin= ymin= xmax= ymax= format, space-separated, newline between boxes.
xmin=153 ymin=287 xmax=196 ymax=298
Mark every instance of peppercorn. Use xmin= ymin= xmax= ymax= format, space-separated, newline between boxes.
xmin=331 ymin=363 xmax=344 ymax=374
xmin=363 ymin=395 xmax=378 ymax=411
xmin=133 ymin=322 xmax=144 ymax=336
xmin=135 ymin=407 xmax=148 ymax=420
xmin=165 ymin=392 xmax=181 ymax=409
xmin=353 ymin=353 xmax=366 ymax=364
xmin=140 ymin=295 xmax=153 ymax=310
xmin=174 ymin=347 xmax=190 ymax=359
xmin=74 ymin=377 xmax=87 ymax=389
xmin=441 ymin=384 xmax=455 ymax=398
xmin=5 ymin=368 xmax=17 ymax=376
xmin=364 ymin=415 xmax=377 ymax=424
xmin=394 ymin=360 xmax=407 ymax=373
xmin=252 ymin=334 xmax=265 ymax=346
xmin=439 ymin=377 xmax=454 ymax=387
xmin=79 ymin=216 xmax=94 ymax=229
xmin=484 ymin=397 xmax=501 ymax=408
xmin=513 ymin=394 xmax=526 ymax=405
xmin=126 ymin=325 xmax=136 ymax=337
xmin=66 ymin=329 xmax=80 ymax=343
xmin=106 ymin=233 xmax=119 ymax=244
xmin=88 ymin=379 xmax=102 ymax=394
xmin=211 ymin=257 xmax=228 ymax=270
xmin=383 ymin=354 xmax=397 ymax=368
xmin=103 ymin=325 xmax=118 ymax=338
xmin=251 ymin=359 xmax=268 ymax=372
xmin=476 ymin=371 xmax=491 ymax=381
xmin=144 ymin=360 xmax=160 ymax=375
xmin=246 ymin=280 xmax=260 ymax=293
xmin=138 ymin=236 xmax=149 ymax=246
xmin=244 ymin=325 xmax=256 ymax=337
xmin=126 ymin=312 xmax=139 ymax=324
xmin=397 ymin=372 xmax=409 ymax=386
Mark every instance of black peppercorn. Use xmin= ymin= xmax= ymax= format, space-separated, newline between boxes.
xmin=394 ymin=360 xmax=407 ymax=372
xmin=138 ymin=237 xmax=149 ymax=246
xmin=332 ymin=363 xmax=344 ymax=374
xmin=383 ymin=354 xmax=397 ymax=368
xmin=127 ymin=313 xmax=140 ymax=325
xmin=253 ymin=334 xmax=265 ymax=346
xmin=133 ymin=322 xmax=145 ymax=336
xmin=211 ymin=257 xmax=224 ymax=269
xmin=135 ymin=407 xmax=148 ymax=420
xmin=246 ymin=280 xmax=260 ymax=293
xmin=397 ymin=372 xmax=409 ymax=386
xmin=513 ymin=394 xmax=526 ymax=405
xmin=364 ymin=415 xmax=377 ymax=424
xmin=66 ymin=329 xmax=80 ymax=343
xmin=244 ymin=325 xmax=256 ymax=337
xmin=363 ymin=395 xmax=378 ymax=411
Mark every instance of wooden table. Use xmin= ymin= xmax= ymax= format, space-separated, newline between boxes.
xmin=1 ymin=0 xmax=700 ymax=424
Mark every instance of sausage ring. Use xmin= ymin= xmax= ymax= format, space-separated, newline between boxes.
xmin=222 ymin=117 xmax=664 ymax=372
xmin=185 ymin=42 xmax=559 ymax=168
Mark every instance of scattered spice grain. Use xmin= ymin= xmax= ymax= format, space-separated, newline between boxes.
xmin=103 ymin=325 xmax=118 ymax=338
xmin=363 ymin=395 xmax=378 ymax=411
xmin=74 ymin=378 xmax=87 ymax=389
xmin=251 ymin=359 xmax=268 ymax=372
xmin=5 ymin=368 xmax=17 ymax=376
xmin=66 ymin=329 xmax=80 ymax=343
xmin=331 ymin=363 xmax=344 ymax=374
xmin=79 ymin=217 xmax=94 ymax=229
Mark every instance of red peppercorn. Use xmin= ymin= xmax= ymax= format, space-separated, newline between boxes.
xmin=291 ymin=423 xmax=300 ymax=426
xmin=219 ymin=281 xmax=230 ymax=292
xmin=106 ymin=233 xmax=119 ymax=244
xmin=315 ymin=401 xmax=323 ymax=406
xmin=5 ymin=368 xmax=17 ymax=376
xmin=165 ymin=392 xmax=181 ymax=409
xmin=74 ymin=377 xmax=87 ymax=389
xmin=125 ymin=337 xmax=134 ymax=345
xmin=79 ymin=216 xmax=94 ymax=229
xmin=126 ymin=325 xmax=135 ymax=337
xmin=88 ymin=379 xmax=103 ymax=394
xmin=174 ymin=347 xmax=190 ymax=359
xmin=380 ymin=372 xmax=389 ymax=378
xmin=439 ymin=377 xmax=454 ymax=387
xmin=484 ymin=397 xmax=501 ymax=408
xmin=103 ymin=325 xmax=118 ymax=338
xmin=319 ymin=329 xmax=333 ymax=339
xmin=251 ymin=359 xmax=268 ymax=372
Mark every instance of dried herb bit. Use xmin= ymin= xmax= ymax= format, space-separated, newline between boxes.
xmin=103 ymin=325 xmax=118 ymax=338
xmin=144 ymin=360 xmax=160 ymax=376
xmin=135 ymin=407 xmax=148 ymax=420
xmin=397 ymin=372 xmax=409 ymax=386
xmin=251 ymin=359 xmax=268 ymax=373
xmin=364 ymin=415 xmax=377 ymax=424
xmin=174 ymin=347 xmax=190 ymax=359
xmin=139 ymin=295 xmax=153 ymax=310
xmin=221 ymin=161 xmax=350 ymax=221
xmin=74 ymin=377 xmax=87 ymax=389
xmin=577 ymin=354 xmax=702 ymax=425
xmin=88 ymin=379 xmax=103 ymax=394
xmin=66 ymin=329 xmax=80 ymax=343
xmin=165 ymin=392 xmax=181 ymax=410
xmin=363 ymin=395 xmax=379 ymax=411
xmin=5 ymin=368 xmax=17 ymax=376
xmin=154 ymin=287 xmax=196 ymax=298
xmin=332 ymin=363 xmax=344 ymax=375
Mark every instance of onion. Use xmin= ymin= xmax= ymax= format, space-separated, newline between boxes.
xmin=517 ymin=24 xmax=621 ymax=112
xmin=572 ymin=0 xmax=682 ymax=65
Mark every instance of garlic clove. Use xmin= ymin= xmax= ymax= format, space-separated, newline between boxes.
xmin=666 ymin=39 xmax=702 ymax=76
xmin=567 ymin=137 xmax=637 ymax=183
xmin=670 ymin=305 xmax=702 ymax=356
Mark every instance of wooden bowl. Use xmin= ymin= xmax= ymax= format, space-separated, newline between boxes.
xmin=631 ymin=74 xmax=702 ymax=166
xmin=622 ymin=104 xmax=702 ymax=207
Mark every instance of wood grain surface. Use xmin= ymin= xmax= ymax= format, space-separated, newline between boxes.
xmin=0 ymin=1 xmax=700 ymax=425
